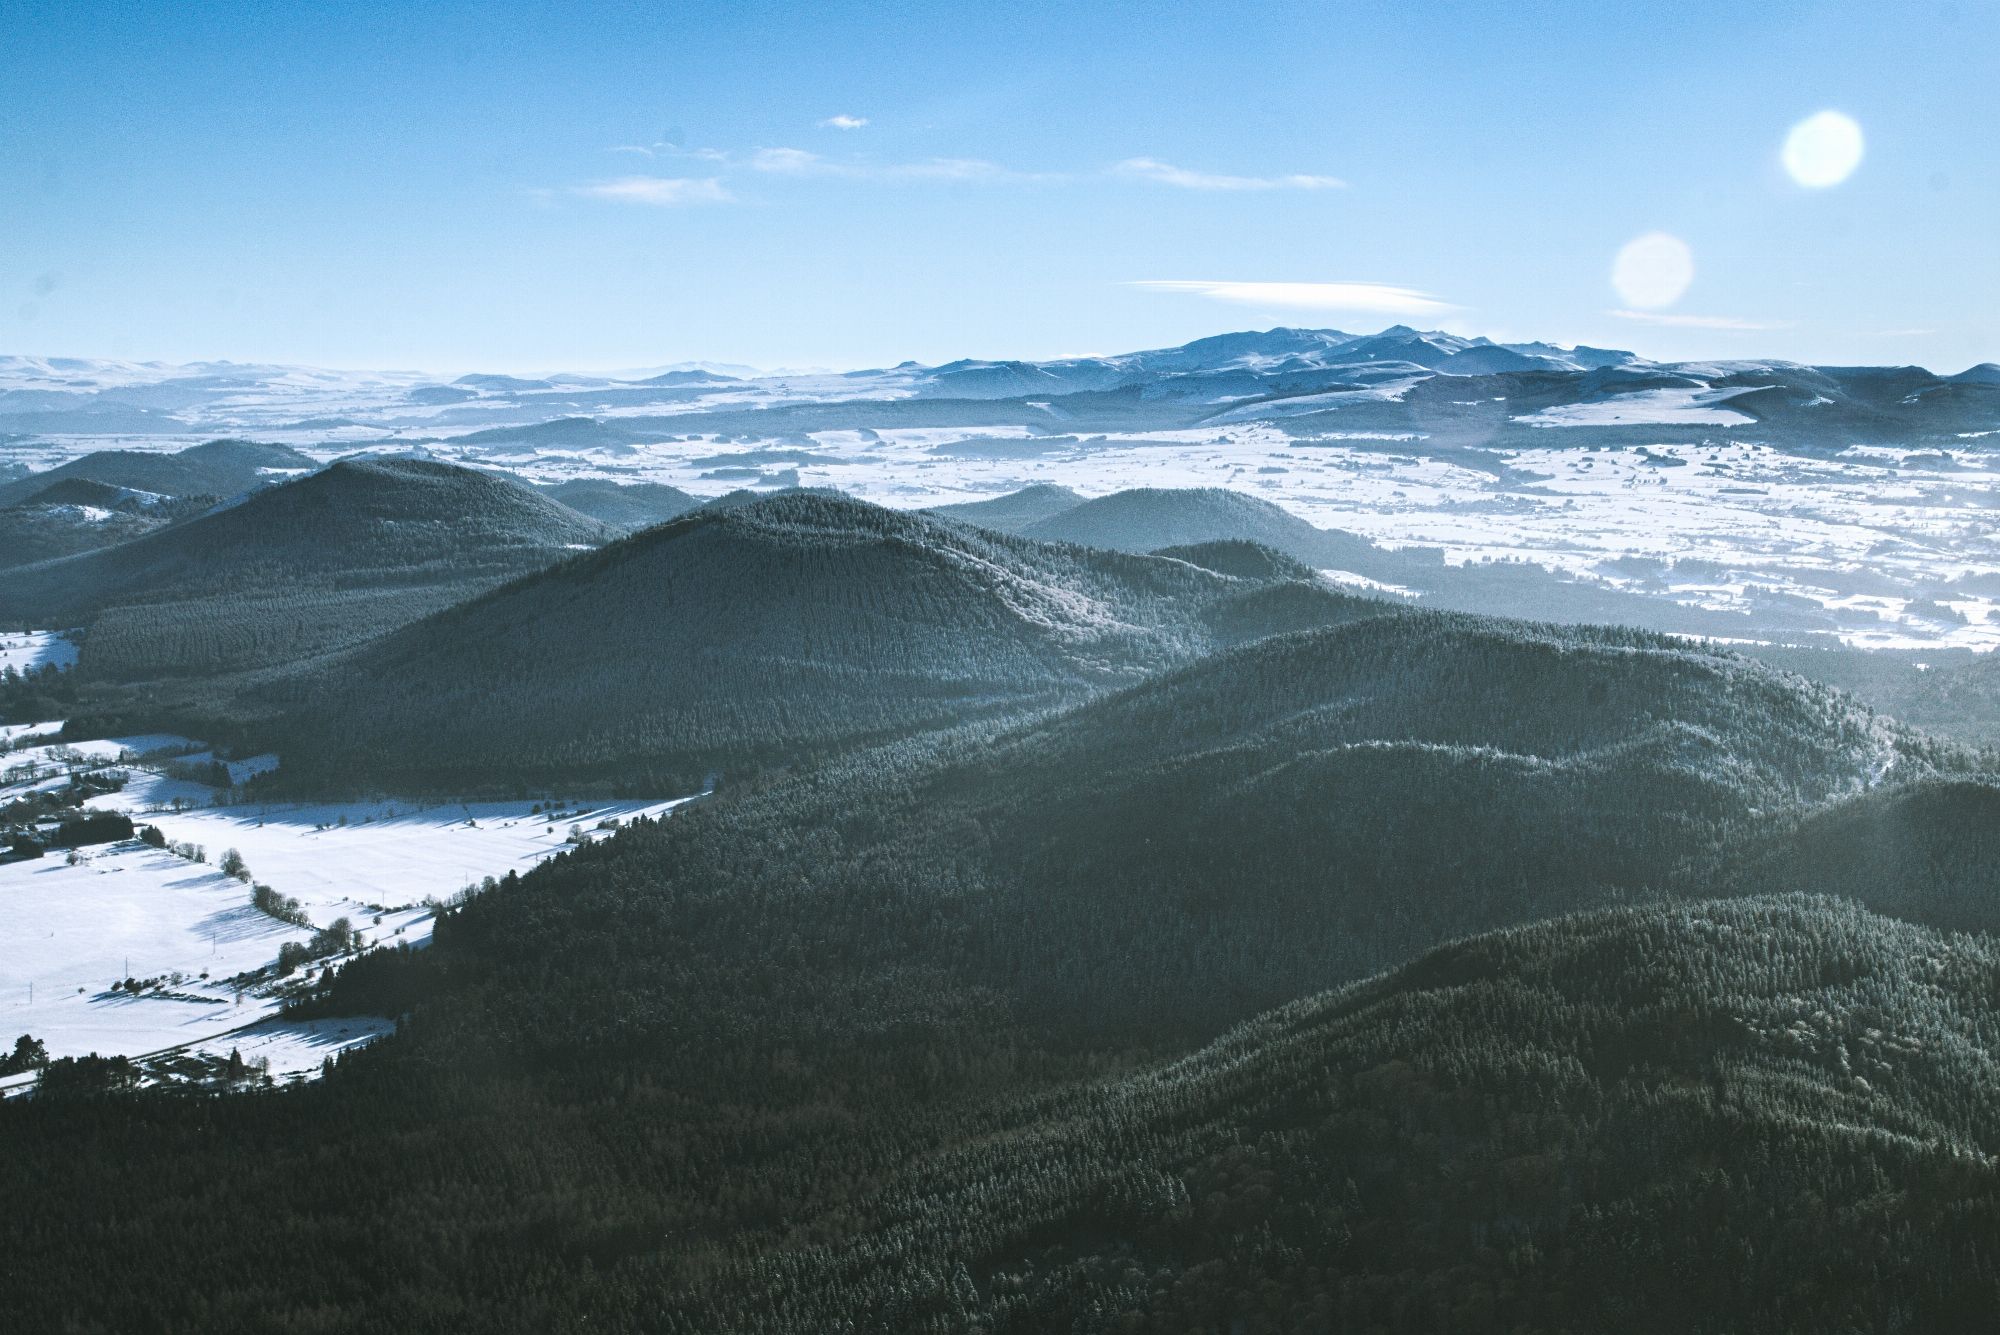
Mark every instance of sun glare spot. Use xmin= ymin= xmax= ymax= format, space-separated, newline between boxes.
xmin=1783 ymin=110 xmax=1864 ymax=188
xmin=1611 ymin=232 xmax=1694 ymax=310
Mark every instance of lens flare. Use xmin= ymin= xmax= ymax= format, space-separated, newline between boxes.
xmin=1783 ymin=111 xmax=1864 ymax=188
xmin=1611 ymin=232 xmax=1694 ymax=310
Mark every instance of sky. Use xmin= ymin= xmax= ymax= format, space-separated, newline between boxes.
xmin=3 ymin=0 xmax=1994 ymax=373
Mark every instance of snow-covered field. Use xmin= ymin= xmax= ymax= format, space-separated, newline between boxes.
xmin=178 ymin=1015 xmax=396 ymax=1084
xmin=359 ymin=427 xmax=1990 ymax=650
xmin=2 ymin=347 xmax=1996 ymax=652
xmin=18 ymin=419 xmax=1993 ymax=648
xmin=0 ymin=732 xmax=695 ymax=1081
xmin=0 ymin=631 xmax=79 ymax=674
xmin=1513 ymin=387 xmax=1757 ymax=428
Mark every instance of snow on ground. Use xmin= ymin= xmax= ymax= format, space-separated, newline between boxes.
xmin=1513 ymin=388 xmax=1757 ymax=428
xmin=4 ymin=732 xmax=204 ymax=794
xmin=1319 ymin=569 xmax=1422 ymax=598
xmin=0 ymin=842 xmax=300 ymax=1060
xmin=0 ymin=740 xmax=698 ymax=1073
xmin=423 ymin=428 xmax=1998 ymax=650
xmin=0 ymin=630 xmax=79 ymax=674
xmin=178 ymin=1015 xmax=397 ymax=1085
xmin=126 ymin=795 xmax=696 ymax=923
xmin=2 ymin=720 xmax=61 ymax=747
xmin=5 ymin=374 xmax=1998 ymax=649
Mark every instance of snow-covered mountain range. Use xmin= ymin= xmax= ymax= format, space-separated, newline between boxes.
xmin=3 ymin=327 xmax=1995 ymax=445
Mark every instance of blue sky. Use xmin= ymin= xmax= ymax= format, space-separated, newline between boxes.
xmin=4 ymin=1 xmax=1993 ymax=372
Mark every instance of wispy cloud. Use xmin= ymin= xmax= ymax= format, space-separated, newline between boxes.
xmin=750 ymin=147 xmax=1021 ymax=181
xmin=750 ymin=147 xmax=827 ymax=174
xmin=1608 ymin=309 xmax=1789 ymax=332
xmin=1858 ymin=327 xmax=1938 ymax=338
xmin=820 ymin=114 xmax=868 ymax=130
xmin=1113 ymin=158 xmax=1346 ymax=191
xmin=574 ymin=176 xmax=733 ymax=206
xmin=607 ymin=143 xmax=729 ymax=162
xmin=1132 ymin=280 xmax=1457 ymax=317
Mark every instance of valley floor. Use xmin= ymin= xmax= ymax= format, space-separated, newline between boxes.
xmin=0 ymin=725 xmax=695 ymax=1085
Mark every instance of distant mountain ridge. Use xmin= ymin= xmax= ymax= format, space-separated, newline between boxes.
xmin=3 ymin=327 xmax=1994 ymax=443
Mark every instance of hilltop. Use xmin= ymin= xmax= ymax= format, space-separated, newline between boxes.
xmin=273 ymin=492 xmax=1387 ymax=790
xmin=0 ymin=438 xmax=314 ymax=507
xmin=926 ymin=482 xmax=1086 ymax=532
xmin=538 ymin=610 xmax=1948 ymax=1038
xmin=0 ymin=459 xmax=612 ymax=686
xmin=533 ymin=477 xmax=702 ymax=530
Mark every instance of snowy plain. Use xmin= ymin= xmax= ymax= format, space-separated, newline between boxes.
xmin=0 ymin=631 xmax=79 ymax=674
xmin=0 ymin=730 xmax=695 ymax=1080
xmin=6 ymin=342 xmax=1998 ymax=651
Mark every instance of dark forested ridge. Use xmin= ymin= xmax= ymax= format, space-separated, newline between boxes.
xmin=691 ymin=895 xmax=2000 ymax=1332
xmin=0 ymin=459 xmax=613 ymax=690
xmin=270 ymin=492 xmax=1392 ymax=792
xmin=0 ymin=436 xmax=314 ymax=507
xmin=0 ymin=457 xmax=612 ymax=619
xmin=402 ymin=611 xmax=1962 ymax=1040
xmin=926 ymin=482 xmax=1087 ymax=532
xmin=1720 ymin=776 xmax=2000 ymax=933
xmin=0 ymin=477 xmax=204 ymax=566
xmin=1018 ymin=486 xmax=1401 ymax=580
xmin=6 ymin=887 xmax=1996 ymax=1331
xmin=533 ymin=476 xmax=703 ymax=530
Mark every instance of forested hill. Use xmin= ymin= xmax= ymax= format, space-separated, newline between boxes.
xmin=926 ymin=482 xmax=1087 ymax=532
xmin=0 ymin=436 xmax=314 ymax=507
xmin=1720 ymin=775 xmax=2000 ymax=933
xmin=271 ymin=492 xmax=1390 ymax=792
xmin=0 ymin=481 xmax=186 ymax=567
xmin=692 ymin=895 xmax=2000 ymax=1332
xmin=534 ymin=476 xmax=702 ymax=530
xmin=477 ymin=611 xmax=1957 ymax=1041
xmin=0 ymin=457 xmax=612 ymax=623
xmin=0 ymin=459 xmax=614 ymax=688
xmin=1017 ymin=486 xmax=1400 ymax=579
xmin=988 ymin=483 xmax=1824 ymax=639
xmin=3 ymin=608 xmax=1991 ymax=1328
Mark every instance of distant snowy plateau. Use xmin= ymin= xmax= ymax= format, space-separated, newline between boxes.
xmin=6 ymin=325 xmax=2000 ymax=650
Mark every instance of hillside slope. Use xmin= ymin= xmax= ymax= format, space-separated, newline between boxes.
xmin=528 ymin=611 xmax=1951 ymax=1038
xmin=927 ymin=483 xmax=1086 ymax=533
xmin=0 ymin=459 xmax=613 ymax=683
xmin=0 ymin=437 xmax=314 ymax=507
xmin=535 ymin=477 xmax=701 ymax=530
xmin=275 ymin=492 xmax=1389 ymax=790
xmin=696 ymin=895 xmax=2000 ymax=1332
xmin=1018 ymin=486 xmax=1399 ymax=578
xmin=0 ymin=497 xmax=166 ymax=567
xmin=1720 ymin=776 xmax=2000 ymax=932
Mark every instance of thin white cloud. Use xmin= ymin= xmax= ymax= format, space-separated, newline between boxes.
xmin=750 ymin=147 xmax=1021 ymax=181
xmin=607 ymin=143 xmax=730 ymax=162
xmin=820 ymin=114 xmax=868 ymax=130
xmin=1608 ymin=309 xmax=1789 ymax=332
xmin=1131 ymin=280 xmax=1457 ymax=317
xmin=574 ymin=176 xmax=733 ymax=206
xmin=895 ymin=157 xmax=1011 ymax=181
xmin=1113 ymin=158 xmax=1346 ymax=191
xmin=751 ymin=147 xmax=827 ymax=174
